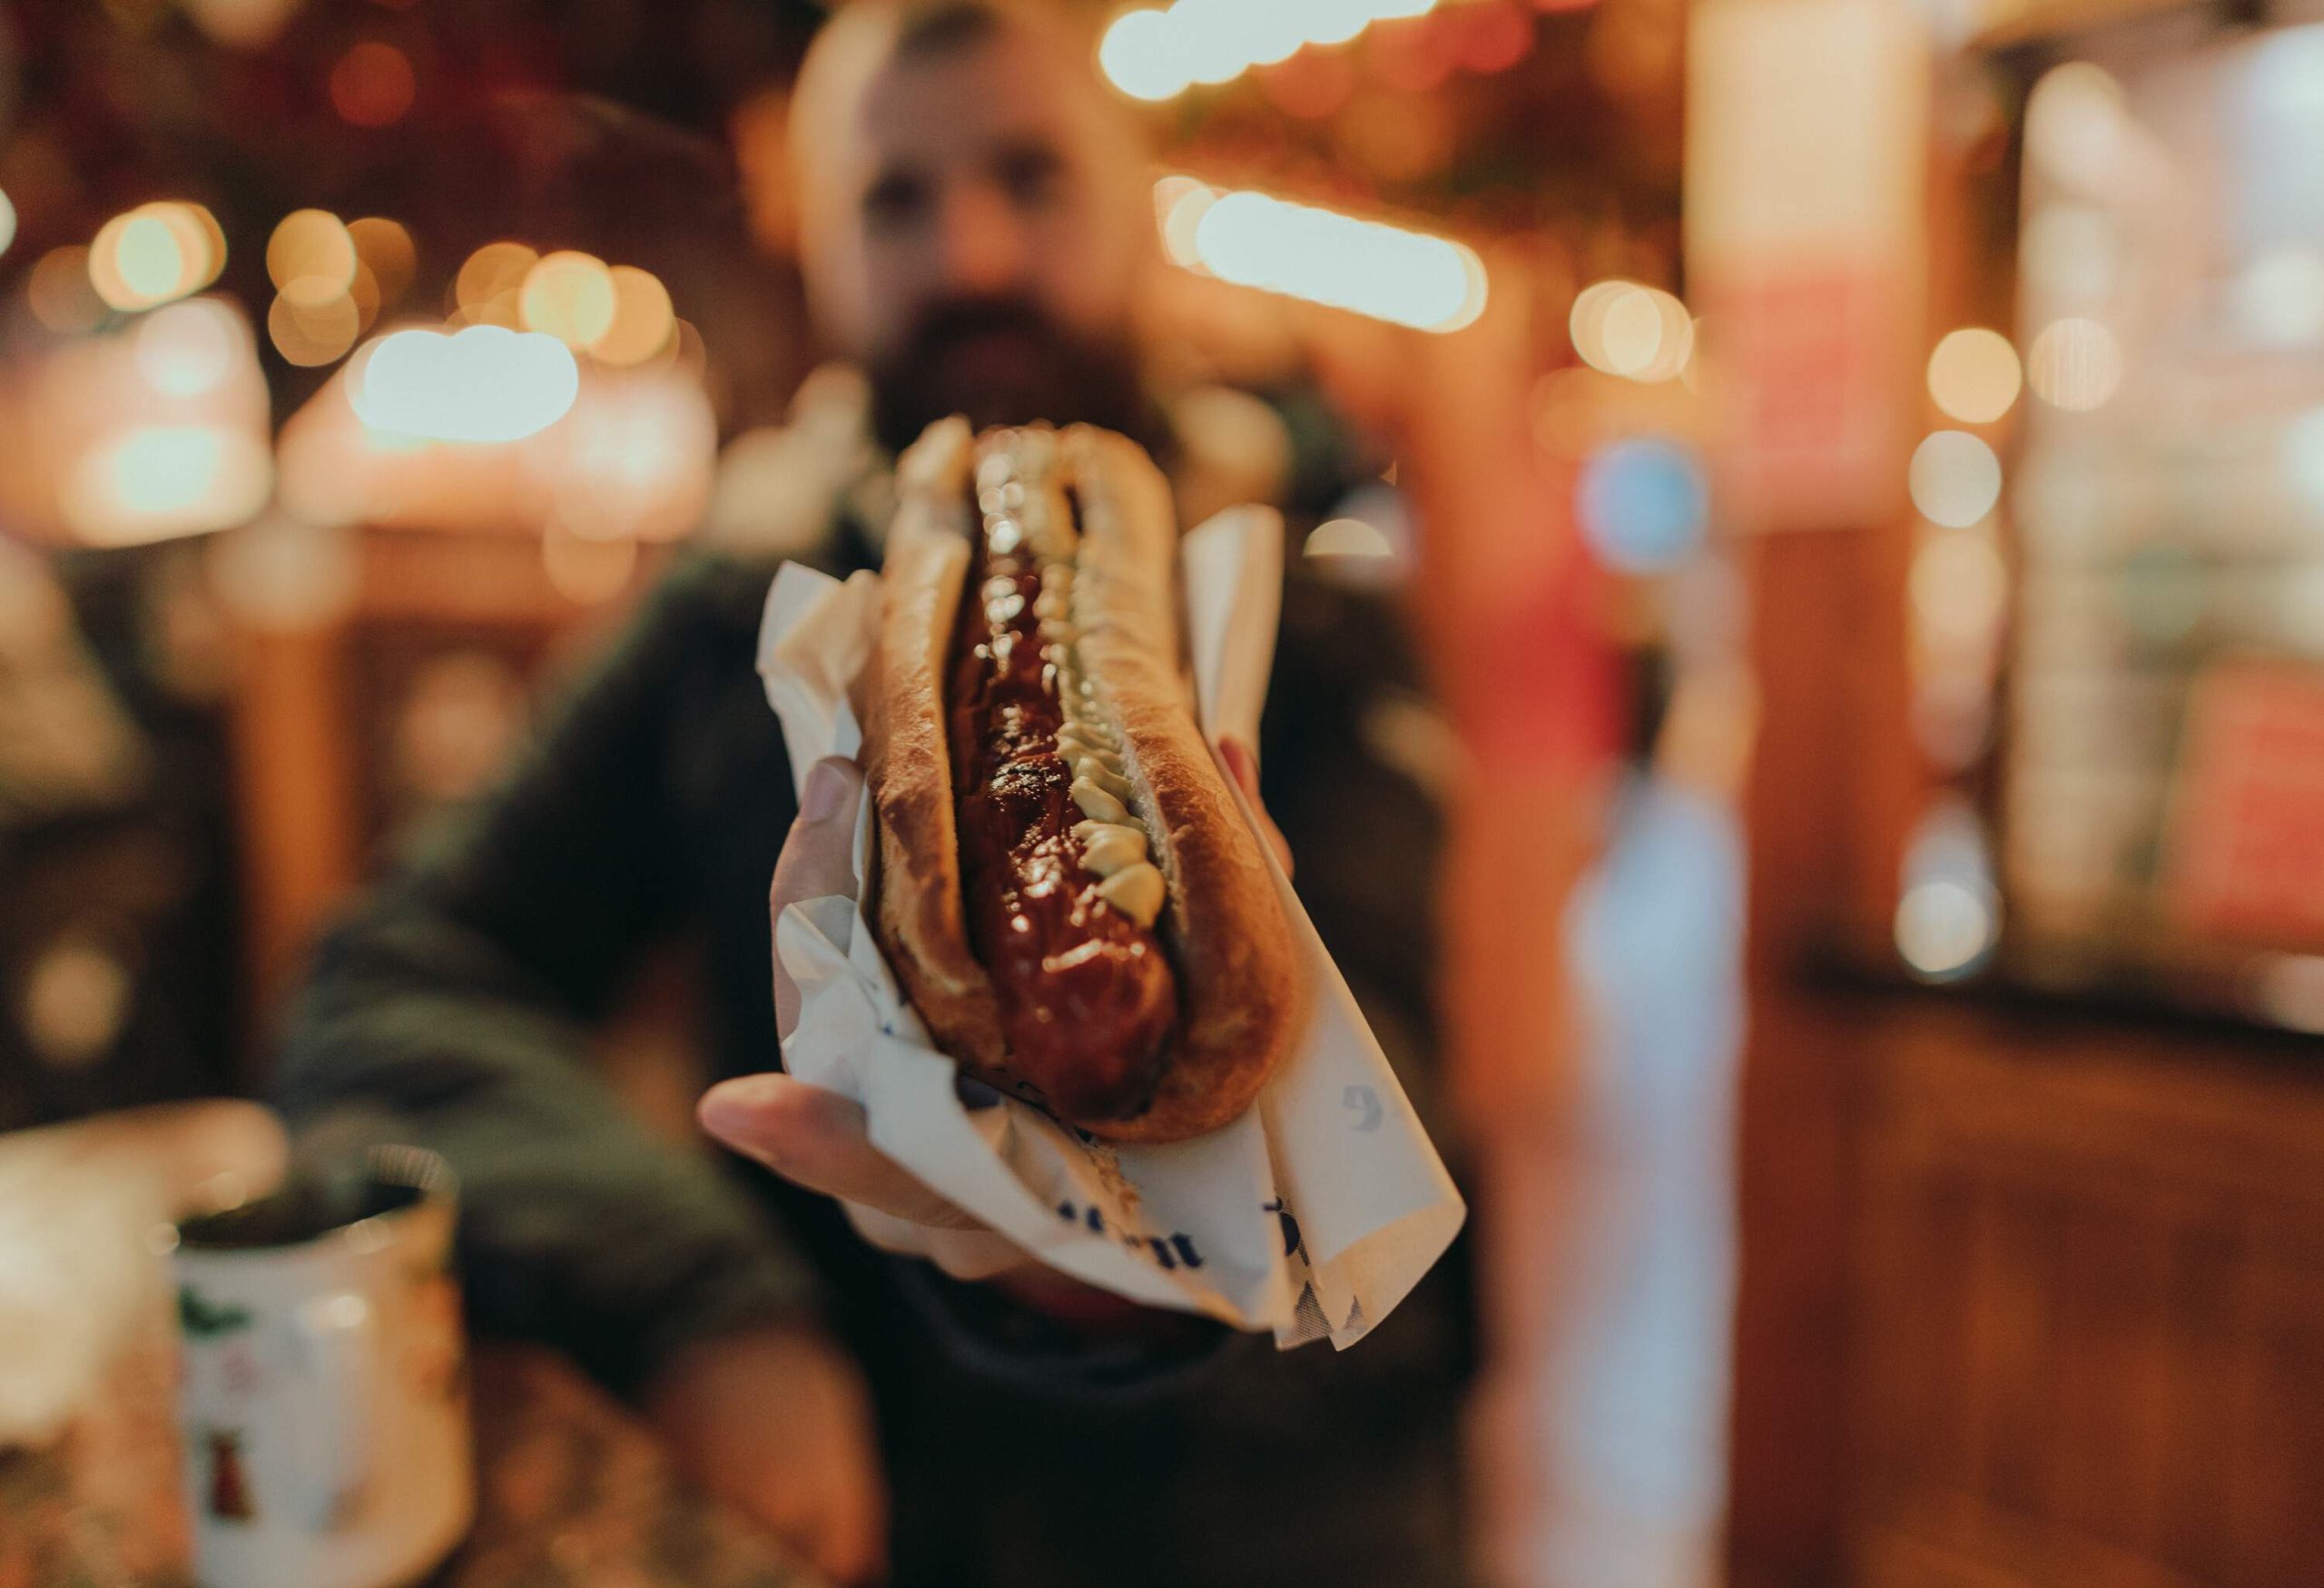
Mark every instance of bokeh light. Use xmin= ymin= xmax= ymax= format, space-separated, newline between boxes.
xmin=1909 ymin=430 xmax=2003 ymax=528
xmin=541 ymin=371 xmax=717 ymax=540
xmin=348 ymin=217 xmax=418 ymax=308
xmin=0 ymin=188 xmax=15 ymax=261
xmin=1571 ymin=281 xmax=1691 ymax=381
xmin=518 ymin=252 xmax=618 ymax=348
xmin=269 ymin=282 xmax=362 ymax=366
xmin=589 ymin=266 xmax=676 ymax=367
xmin=267 ymin=211 xmax=359 ymax=295
xmin=1895 ymin=798 xmax=2001 ymax=981
xmin=455 ymin=242 xmax=539 ymax=327
xmin=1895 ymin=878 xmax=1999 ymax=980
xmin=59 ymin=426 xmax=273 ymax=547
xmin=330 ymin=41 xmax=417 ymax=128
xmin=2025 ymin=61 xmax=2128 ymax=189
xmin=1098 ymin=8 xmax=1184 ymax=102
xmin=1455 ymin=2 xmax=1534 ymax=74
xmin=89 ymin=202 xmax=224 ymax=312
xmin=1305 ymin=517 xmax=1395 ymax=557
xmin=179 ymin=0 xmax=304 ymax=47
xmin=1185 ymin=186 xmax=1485 ymax=331
xmin=134 ymin=298 xmax=247 ymax=398
xmin=1910 ymin=528 xmax=2008 ymax=646
xmin=2026 ymin=316 xmax=2122 ymax=410
xmin=2231 ymin=246 xmax=2324 ymax=348
xmin=1925 ymin=328 xmax=2022 ymax=424
xmin=1099 ymin=0 xmax=1446 ymax=102
xmin=1576 ymin=438 xmax=1710 ymax=572
xmin=1153 ymin=176 xmax=1217 ymax=269
xmin=29 ymin=248 xmax=106 ymax=333
xmin=351 ymin=325 xmax=580 ymax=443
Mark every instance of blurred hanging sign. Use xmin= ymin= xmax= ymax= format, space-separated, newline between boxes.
xmin=2164 ymin=662 xmax=2324 ymax=952
xmin=1685 ymin=0 xmax=1930 ymax=532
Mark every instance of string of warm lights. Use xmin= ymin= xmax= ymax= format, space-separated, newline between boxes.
xmin=1101 ymin=0 xmax=1440 ymax=102
xmin=1155 ymin=176 xmax=1486 ymax=332
xmin=4 ymin=194 xmax=706 ymax=559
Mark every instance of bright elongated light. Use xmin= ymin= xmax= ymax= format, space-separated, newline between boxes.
xmin=1185 ymin=186 xmax=1485 ymax=331
xmin=351 ymin=325 xmax=580 ymax=443
xmin=1099 ymin=0 xmax=1454 ymax=102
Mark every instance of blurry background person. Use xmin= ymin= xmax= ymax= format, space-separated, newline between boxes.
xmin=271 ymin=5 xmax=1472 ymax=1585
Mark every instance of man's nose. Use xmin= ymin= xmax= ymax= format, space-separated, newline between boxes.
xmin=936 ymin=185 xmax=1031 ymax=298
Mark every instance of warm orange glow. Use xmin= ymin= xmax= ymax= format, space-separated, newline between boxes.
xmin=590 ymin=265 xmax=677 ymax=366
xmin=1570 ymin=281 xmax=1693 ymax=381
xmin=1926 ymin=328 xmax=2022 ymax=424
xmin=269 ymin=287 xmax=362 ymax=367
xmin=1155 ymin=176 xmax=1216 ymax=269
xmin=207 ymin=517 xmax=362 ymax=633
xmin=455 ymin=241 xmax=539 ymax=327
xmin=541 ymin=370 xmax=716 ymax=540
xmin=29 ymin=247 xmax=105 ymax=333
xmin=348 ymin=216 xmax=418 ymax=307
xmin=519 ymin=251 xmax=619 ymax=349
xmin=330 ymin=41 xmax=417 ymax=128
xmin=267 ymin=210 xmax=359 ymax=296
xmin=135 ymin=299 xmax=246 ymax=398
xmin=89 ymin=202 xmax=224 ymax=312
xmin=543 ymin=521 xmax=640 ymax=604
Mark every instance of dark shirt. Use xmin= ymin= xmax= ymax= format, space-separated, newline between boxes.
xmin=272 ymin=531 xmax=1474 ymax=1588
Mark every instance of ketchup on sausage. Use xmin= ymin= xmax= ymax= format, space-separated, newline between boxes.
xmin=947 ymin=494 xmax=1177 ymax=1119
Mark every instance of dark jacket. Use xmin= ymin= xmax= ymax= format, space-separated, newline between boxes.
xmin=272 ymin=518 xmax=1474 ymax=1587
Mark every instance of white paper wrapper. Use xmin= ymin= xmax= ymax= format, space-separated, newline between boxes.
xmin=755 ymin=508 xmax=1464 ymax=1347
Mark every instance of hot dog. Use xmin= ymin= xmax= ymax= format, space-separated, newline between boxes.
xmin=858 ymin=418 xmax=1300 ymax=1142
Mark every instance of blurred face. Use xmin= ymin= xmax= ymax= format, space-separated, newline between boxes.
xmin=798 ymin=24 xmax=1152 ymax=450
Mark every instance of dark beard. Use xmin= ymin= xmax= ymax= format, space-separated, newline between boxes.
xmin=865 ymin=295 xmax=1157 ymax=455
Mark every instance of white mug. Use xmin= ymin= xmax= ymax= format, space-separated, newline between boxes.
xmin=169 ymin=1145 xmax=472 ymax=1588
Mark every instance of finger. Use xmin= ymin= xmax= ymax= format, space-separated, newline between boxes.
xmin=772 ymin=756 xmax=866 ymax=1038
xmin=1218 ymin=736 xmax=1293 ymax=877
xmin=843 ymin=1202 xmax=1031 ymax=1281
xmin=700 ymin=1075 xmax=987 ymax=1231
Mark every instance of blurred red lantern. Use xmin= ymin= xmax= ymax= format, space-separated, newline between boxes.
xmin=330 ymin=42 xmax=416 ymax=129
